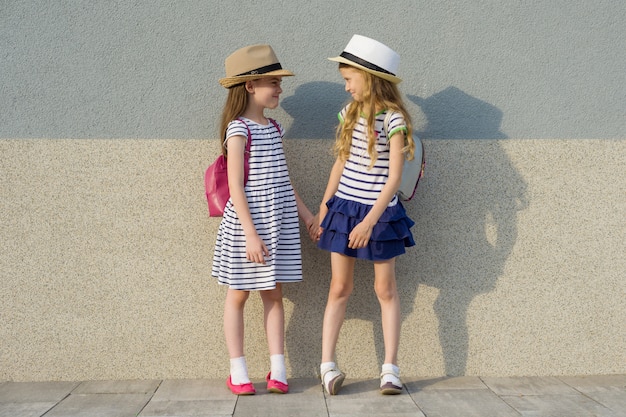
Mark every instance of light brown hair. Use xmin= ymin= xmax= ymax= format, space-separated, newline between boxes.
xmin=218 ymin=84 xmax=249 ymax=156
xmin=335 ymin=64 xmax=415 ymax=167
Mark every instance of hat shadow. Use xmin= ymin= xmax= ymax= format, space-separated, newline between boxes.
xmin=281 ymin=82 xmax=347 ymax=139
xmin=409 ymin=86 xmax=507 ymax=139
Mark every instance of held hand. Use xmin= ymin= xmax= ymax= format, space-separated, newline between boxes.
xmin=246 ymin=235 xmax=270 ymax=264
xmin=348 ymin=221 xmax=373 ymax=250
xmin=307 ymin=213 xmax=321 ymax=242
xmin=316 ymin=208 xmax=330 ymax=242
xmin=317 ymin=207 xmax=328 ymax=239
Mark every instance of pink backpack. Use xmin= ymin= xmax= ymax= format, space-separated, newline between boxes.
xmin=205 ymin=118 xmax=279 ymax=216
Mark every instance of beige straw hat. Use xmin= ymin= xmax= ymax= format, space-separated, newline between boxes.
xmin=219 ymin=44 xmax=294 ymax=88
xmin=328 ymin=34 xmax=402 ymax=84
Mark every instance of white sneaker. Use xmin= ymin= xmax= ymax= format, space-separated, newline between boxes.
xmin=321 ymin=367 xmax=345 ymax=395
xmin=380 ymin=367 xmax=402 ymax=395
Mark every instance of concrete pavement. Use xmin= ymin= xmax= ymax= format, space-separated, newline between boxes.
xmin=1 ymin=375 xmax=625 ymax=416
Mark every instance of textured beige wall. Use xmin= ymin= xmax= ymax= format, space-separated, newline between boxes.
xmin=1 ymin=138 xmax=624 ymax=381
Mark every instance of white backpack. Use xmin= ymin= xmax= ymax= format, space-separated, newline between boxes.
xmin=383 ymin=111 xmax=425 ymax=201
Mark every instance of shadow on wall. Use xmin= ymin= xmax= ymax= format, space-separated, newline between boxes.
xmin=411 ymin=87 xmax=508 ymax=139
xmin=280 ymin=84 xmax=528 ymax=377
xmin=279 ymin=82 xmax=346 ymax=377
xmin=281 ymin=82 xmax=348 ymax=139
xmin=404 ymin=87 xmax=528 ymax=375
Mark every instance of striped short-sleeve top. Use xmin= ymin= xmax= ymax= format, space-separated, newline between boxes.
xmin=211 ymin=118 xmax=302 ymax=291
xmin=335 ymin=106 xmax=408 ymax=206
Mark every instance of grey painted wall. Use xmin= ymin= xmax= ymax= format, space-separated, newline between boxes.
xmin=2 ymin=0 xmax=624 ymax=139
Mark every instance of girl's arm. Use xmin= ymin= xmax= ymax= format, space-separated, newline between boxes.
xmin=291 ymin=186 xmax=317 ymax=242
xmin=347 ymin=132 xmax=405 ymax=249
xmin=318 ymin=157 xmax=345 ymax=227
xmin=227 ymin=135 xmax=269 ymax=264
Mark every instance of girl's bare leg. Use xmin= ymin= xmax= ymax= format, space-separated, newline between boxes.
xmin=321 ymin=253 xmax=356 ymax=362
xmin=224 ymin=288 xmax=253 ymax=387
xmin=260 ymin=284 xmax=285 ymax=356
xmin=320 ymin=253 xmax=355 ymax=394
xmin=224 ymin=288 xmax=250 ymax=358
xmin=373 ymin=258 xmax=403 ymax=394
xmin=373 ymin=258 xmax=400 ymax=365
xmin=261 ymin=284 xmax=289 ymax=386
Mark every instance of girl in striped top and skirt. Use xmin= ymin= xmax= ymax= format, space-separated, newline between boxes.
xmin=212 ymin=45 xmax=315 ymax=395
xmin=314 ymin=35 xmax=416 ymax=396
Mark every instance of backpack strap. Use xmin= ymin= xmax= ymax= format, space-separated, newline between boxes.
xmin=223 ymin=118 xmax=252 ymax=157
xmin=382 ymin=110 xmax=406 ymax=143
xmin=236 ymin=117 xmax=253 ymax=154
xmin=382 ymin=111 xmax=393 ymax=141
xmin=267 ymin=118 xmax=281 ymax=135
xmin=229 ymin=117 xmax=280 ymax=155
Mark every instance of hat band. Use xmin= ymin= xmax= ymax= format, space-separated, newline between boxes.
xmin=235 ymin=62 xmax=283 ymax=77
xmin=339 ymin=52 xmax=394 ymax=76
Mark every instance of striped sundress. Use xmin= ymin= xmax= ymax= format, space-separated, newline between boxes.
xmin=212 ymin=117 xmax=302 ymax=290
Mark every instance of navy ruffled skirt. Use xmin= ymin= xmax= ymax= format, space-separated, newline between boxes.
xmin=318 ymin=196 xmax=415 ymax=261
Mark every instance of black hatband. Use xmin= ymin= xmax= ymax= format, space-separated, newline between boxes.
xmin=339 ymin=52 xmax=394 ymax=75
xmin=235 ymin=63 xmax=283 ymax=77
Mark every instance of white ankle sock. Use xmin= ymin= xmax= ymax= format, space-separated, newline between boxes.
xmin=230 ymin=356 xmax=250 ymax=385
xmin=320 ymin=362 xmax=337 ymax=384
xmin=381 ymin=363 xmax=400 ymax=385
xmin=270 ymin=354 xmax=287 ymax=384
xmin=320 ymin=361 xmax=336 ymax=373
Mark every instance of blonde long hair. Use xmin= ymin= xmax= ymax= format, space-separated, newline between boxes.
xmin=334 ymin=64 xmax=415 ymax=166
xmin=218 ymin=84 xmax=248 ymax=156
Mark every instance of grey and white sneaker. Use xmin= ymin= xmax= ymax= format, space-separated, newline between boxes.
xmin=321 ymin=367 xmax=345 ymax=395
xmin=380 ymin=366 xmax=402 ymax=395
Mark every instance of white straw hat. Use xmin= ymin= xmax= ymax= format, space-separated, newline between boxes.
xmin=328 ymin=34 xmax=401 ymax=84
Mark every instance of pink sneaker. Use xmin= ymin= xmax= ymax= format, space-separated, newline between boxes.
xmin=226 ymin=376 xmax=256 ymax=395
xmin=266 ymin=372 xmax=289 ymax=394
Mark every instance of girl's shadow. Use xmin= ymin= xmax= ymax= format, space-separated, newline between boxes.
xmin=403 ymin=87 xmax=528 ymax=375
xmin=280 ymin=84 xmax=528 ymax=378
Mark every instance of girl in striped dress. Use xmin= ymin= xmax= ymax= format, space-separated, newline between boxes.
xmin=212 ymin=45 xmax=316 ymax=395
xmin=314 ymin=35 xmax=416 ymax=395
